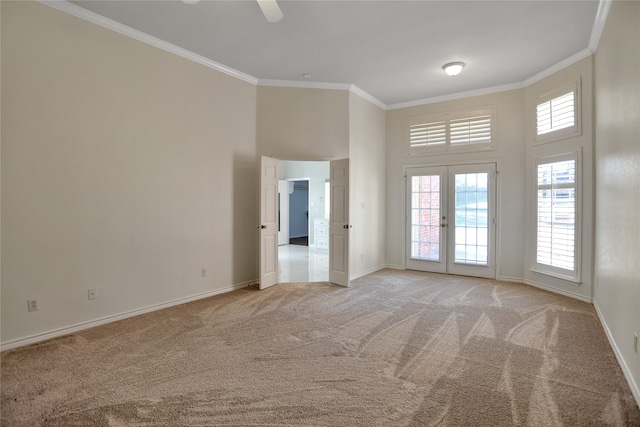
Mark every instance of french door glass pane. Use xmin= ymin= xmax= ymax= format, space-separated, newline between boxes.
xmin=454 ymin=172 xmax=489 ymax=265
xmin=410 ymin=175 xmax=440 ymax=260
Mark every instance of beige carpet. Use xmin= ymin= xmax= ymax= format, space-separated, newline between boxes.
xmin=2 ymin=269 xmax=639 ymax=426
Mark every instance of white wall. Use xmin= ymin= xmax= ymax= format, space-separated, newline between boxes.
xmin=385 ymin=90 xmax=526 ymax=280
xmin=593 ymin=0 xmax=640 ymax=403
xmin=523 ymin=57 xmax=594 ymax=301
xmin=1 ymin=2 xmax=258 ymax=348
xmin=349 ymin=92 xmax=386 ymax=278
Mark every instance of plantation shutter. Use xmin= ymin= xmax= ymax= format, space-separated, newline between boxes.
xmin=450 ymin=113 xmax=492 ymax=146
xmin=536 ymin=90 xmax=576 ymax=136
xmin=535 ymin=156 xmax=577 ymax=276
xmin=408 ymin=120 xmax=446 ymax=148
xmin=407 ymin=108 xmax=494 ymax=152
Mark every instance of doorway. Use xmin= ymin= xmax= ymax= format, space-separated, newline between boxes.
xmin=276 ymin=162 xmax=329 ymax=283
xmin=405 ymin=163 xmax=497 ymax=279
xmin=260 ymin=157 xmax=350 ymax=289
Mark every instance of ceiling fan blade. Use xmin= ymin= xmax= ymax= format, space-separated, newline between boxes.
xmin=257 ymin=0 xmax=283 ymax=23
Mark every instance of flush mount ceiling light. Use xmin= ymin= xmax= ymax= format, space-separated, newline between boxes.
xmin=443 ymin=62 xmax=465 ymax=77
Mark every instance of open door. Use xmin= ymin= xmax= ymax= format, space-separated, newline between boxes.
xmin=259 ymin=156 xmax=279 ymax=289
xmin=329 ymin=158 xmax=350 ymax=287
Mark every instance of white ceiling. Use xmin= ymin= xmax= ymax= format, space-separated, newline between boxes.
xmin=66 ymin=0 xmax=601 ymax=108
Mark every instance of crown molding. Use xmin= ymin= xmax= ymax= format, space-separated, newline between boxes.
xmin=387 ymin=82 xmax=524 ymax=111
xmin=258 ymin=80 xmax=387 ymax=110
xmin=588 ymin=0 xmax=612 ymax=53
xmin=38 ymin=0 xmax=259 ymax=85
xmin=257 ymin=79 xmax=352 ymax=91
xmin=349 ymin=85 xmax=387 ymax=110
xmin=38 ymin=0 xmax=611 ymax=111
xmin=522 ymin=47 xmax=593 ymax=88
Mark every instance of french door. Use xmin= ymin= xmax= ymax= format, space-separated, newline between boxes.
xmin=406 ymin=163 xmax=496 ymax=279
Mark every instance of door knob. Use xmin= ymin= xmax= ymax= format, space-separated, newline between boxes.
xmin=258 ymin=225 xmax=267 ymax=229
xmin=441 ymin=223 xmax=447 ymax=227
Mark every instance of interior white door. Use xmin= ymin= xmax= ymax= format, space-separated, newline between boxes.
xmin=259 ymin=156 xmax=279 ymax=289
xmin=329 ymin=158 xmax=350 ymax=287
xmin=406 ymin=163 xmax=496 ymax=279
xmin=277 ymin=180 xmax=289 ymax=245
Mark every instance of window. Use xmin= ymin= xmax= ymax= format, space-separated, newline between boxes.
xmin=534 ymin=153 xmax=580 ymax=281
xmin=408 ymin=107 xmax=495 ymax=154
xmin=534 ymin=81 xmax=580 ymax=144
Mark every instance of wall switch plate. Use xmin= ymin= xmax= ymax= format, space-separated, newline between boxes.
xmin=634 ymin=333 xmax=638 ymax=353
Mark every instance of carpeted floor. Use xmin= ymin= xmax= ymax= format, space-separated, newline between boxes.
xmin=2 ymin=269 xmax=639 ymax=426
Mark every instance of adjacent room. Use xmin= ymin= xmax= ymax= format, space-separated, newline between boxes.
xmin=2 ymin=0 xmax=638 ymax=425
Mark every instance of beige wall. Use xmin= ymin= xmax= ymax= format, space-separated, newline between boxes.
xmin=593 ymin=0 xmax=640 ymax=402
xmin=348 ymin=92 xmax=386 ymax=278
xmin=256 ymin=86 xmax=349 ymax=160
xmin=523 ymin=56 xmax=595 ymax=301
xmin=385 ymin=89 xmax=526 ymax=280
xmin=1 ymin=2 xmax=258 ymax=347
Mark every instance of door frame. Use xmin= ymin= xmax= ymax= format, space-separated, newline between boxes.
xmin=403 ymin=159 xmax=501 ymax=279
xmin=260 ymin=157 xmax=349 ymax=288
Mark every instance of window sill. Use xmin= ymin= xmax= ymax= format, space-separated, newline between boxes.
xmin=529 ymin=268 xmax=581 ymax=285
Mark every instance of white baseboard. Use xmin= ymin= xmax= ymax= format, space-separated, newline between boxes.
xmin=0 ymin=280 xmax=256 ymax=352
xmin=350 ymin=265 xmax=386 ymax=281
xmin=384 ymin=264 xmax=405 ymax=270
xmin=593 ymin=301 xmax=640 ymax=408
xmin=497 ymin=275 xmax=524 ymax=283
xmin=523 ymin=279 xmax=592 ymax=303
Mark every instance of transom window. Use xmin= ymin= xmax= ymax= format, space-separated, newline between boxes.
xmin=408 ymin=107 xmax=495 ymax=154
xmin=534 ymin=81 xmax=580 ymax=144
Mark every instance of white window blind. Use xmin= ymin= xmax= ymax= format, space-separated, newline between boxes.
xmin=534 ymin=81 xmax=580 ymax=144
xmin=408 ymin=108 xmax=494 ymax=153
xmin=450 ymin=114 xmax=492 ymax=146
xmin=536 ymin=91 xmax=575 ymax=136
xmin=409 ymin=121 xmax=446 ymax=148
xmin=535 ymin=155 xmax=578 ymax=279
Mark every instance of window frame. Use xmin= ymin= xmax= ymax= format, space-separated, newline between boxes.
xmin=534 ymin=80 xmax=581 ymax=145
xmin=532 ymin=152 xmax=581 ymax=283
xmin=407 ymin=107 xmax=496 ymax=155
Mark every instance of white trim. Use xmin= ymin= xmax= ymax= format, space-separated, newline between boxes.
xmin=588 ymin=0 xmax=612 ymax=53
xmin=38 ymin=0 xmax=610 ymax=111
xmin=523 ymin=48 xmax=592 ymax=88
xmin=0 ymin=280 xmax=256 ymax=352
xmin=350 ymin=265 xmax=386 ymax=281
xmin=257 ymin=80 xmax=386 ymax=109
xmin=385 ymin=264 xmax=406 ymax=270
xmin=349 ymin=85 xmax=387 ymax=110
xmin=258 ymin=79 xmax=352 ymax=91
xmin=38 ymin=0 xmax=259 ymax=85
xmin=523 ymin=279 xmax=591 ymax=303
xmin=388 ymin=82 xmax=523 ymax=110
xmin=593 ymin=300 xmax=640 ymax=407
xmin=496 ymin=275 xmax=525 ymax=284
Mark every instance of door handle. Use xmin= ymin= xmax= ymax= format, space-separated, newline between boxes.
xmin=343 ymin=224 xmax=352 ymax=229
xmin=441 ymin=223 xmax=447 ymax=227
xmin=257 ymin=225 xmax=267 ymax=229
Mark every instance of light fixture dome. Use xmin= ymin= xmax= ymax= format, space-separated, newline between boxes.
xmin=443 ymin=62 xmax=465 ymax=77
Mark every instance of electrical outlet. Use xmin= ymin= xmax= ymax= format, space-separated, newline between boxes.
xmin=88 ymin=288 xmax=96 ymax=300
xmin=201 ymin=268 xmax=207 ymax=278
xmin=27 ymin=299 xmax=39 ymax=312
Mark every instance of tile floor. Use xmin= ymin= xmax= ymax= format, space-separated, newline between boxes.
xmin=278 ymin=244 xmax=329 ymax=283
